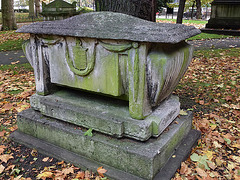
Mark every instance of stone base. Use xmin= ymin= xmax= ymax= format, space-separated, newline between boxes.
xmin=206 ymin=18 xmax=240 ymax=30
xmin=12 ymin=109 xmax=200 ymax=180
xmin=30 ymin=90 xmax=180 ymax=141
xmin=201 ymin=28 xmax=240 ymax=36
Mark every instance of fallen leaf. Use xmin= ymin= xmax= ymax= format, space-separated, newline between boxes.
xmin=213 ymin=141 xmax=222 ymax=148
xmin=179 ymin=109 xmax=188 ymax=116
xmin=76 ymin=171 xmax=85 ymax=179
xmin=42 ymin=157 xmax=49 ymax=162
xmin=97 ymin=166 xmax=107 ymax=177
xmin=62 ymin=167 xmax=74 ymax=175
xmin=231 ymin=155 xmax=240 ymax=163
xmin=0 ymin=131 xmax=6 ymax=137
xmin=195 ymin=167 xmax=208 ymax=177
xmin=0 ymin=164 xmax=5 ymax=174
xmin=0 ymin=154 xmax=14 ymax=163
xmin=30 ymin=149 xmax=38 ymax=157
xmin=36 ymin=171 xmax=53 ymax=179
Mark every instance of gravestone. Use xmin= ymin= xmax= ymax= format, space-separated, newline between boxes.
xmin=41 ymin=0 xmax=78 ymax=20
xmin=13 ymin=12 xmax=201 ymax=179
xmin=206 ymin=0 xmax=240 ymax=29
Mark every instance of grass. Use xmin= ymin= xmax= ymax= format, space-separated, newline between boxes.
xmin=0 ymin=63 xmax=33 ymax=72
xmin=0 ymin=39 xmax=24 ymax=51
xmin=0 ymin=13 xmax=44 ymax=24
xmin=0 ymin=31 xmax=29 ymax=51
xmin=193 ymin=47 xmax=240 ymax=58
xmin=157 ymin=18 xmax=208 ymax=24
xmin=187 ymin=33 xmax=233 ymax=41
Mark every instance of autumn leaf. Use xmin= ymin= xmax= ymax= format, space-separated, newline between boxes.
xmin=36 ymin=171 xmax=53 ymax=179
xmin=0 ymin=154 xmax=14 ymax=163
xmin=62 ymin=167 xmax=74 ymax=175
xmin=231 ymin=156 xmax=240 ymax=163
xmin=97 ymin=166 xmax=107 ymax=177
xmin=0 ymin=164 xmax=5 ymax=174
xmin=195 ymin=167 xmax=208 ymax=177
xmin=179 ymin=110 xmax=188 ymax=116
xmin=42 ymin=157 xmax=49 ymax=162
xmin=75 ymin=171 xmax=85 ymax=179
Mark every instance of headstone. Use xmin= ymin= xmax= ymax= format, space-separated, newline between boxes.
xmin=41 ymin=0 xmax=78 ymax=20
xmin=206 ymin=0 xmax=240 ymax=29
xmin=13 ymin=12 xmax=201 ymax=179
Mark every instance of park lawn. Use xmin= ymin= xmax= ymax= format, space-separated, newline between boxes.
xmin=0 ymin=47 xmax=239 ymax=179
xmin=157 ymin=18 xmax=208 ymax=24
xmin=0 ymin=13 xmax=43 ymax=24
xmin=0 ymin=31 xmax=29 ymax=51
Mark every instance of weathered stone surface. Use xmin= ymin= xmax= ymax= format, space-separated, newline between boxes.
xmin=30 ymin=89 xmax=180 ymax=141
xmin=15 ymin=108 xmax=193 ymax=180
xmin=17 ymin=12 xmax=200 ymax=44
xmin=23 ymin=35 xmax=192 ymax=119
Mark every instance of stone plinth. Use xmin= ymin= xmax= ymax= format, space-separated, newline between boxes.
xmin=206 ymin=0 xmax=240 ymax=29
xmin=14 ymin=12 xmax=201 ymax=179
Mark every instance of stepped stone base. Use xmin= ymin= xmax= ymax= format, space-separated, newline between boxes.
xmin=11 ymin=108 xmax=200 ymax=180
xmin=30 ymin=90 xmax=180 ymax=141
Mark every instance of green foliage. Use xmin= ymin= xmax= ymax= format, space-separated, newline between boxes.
xmin=157 ymin=0 xmax=173 ymax=12
xmin=157 ymin=18 xmax=207 ymax=24
xmin=78 ymin=7 xmax=94 ymax=13
xmin=84 ymin=128 xmax=93 ymax=137
xmin=0 ymin=39 xmax=24 ymax=51
xmin=193 ymin=48 xmax=240 ymax=59
xmin=187 ymin=33 xmax=233 ymax=41
xmin=0 ymin=63 xmax=33 ymax=72
xmin=190 ymin=153 xmax=210 ymax=170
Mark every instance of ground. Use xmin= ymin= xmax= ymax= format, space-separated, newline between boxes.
xmin=0 ymin=19 xmax=240 ymax=179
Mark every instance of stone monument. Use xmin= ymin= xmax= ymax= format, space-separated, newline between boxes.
xmin=12 ymin=12 xmax=201 ymax=179
xmin=206 ymin=0 xmax=240 ymax=29
xmin=41 ymin=0 xmax=78 ymax=20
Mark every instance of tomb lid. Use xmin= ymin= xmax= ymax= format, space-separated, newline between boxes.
xmin=43 ymin=0 xmax=75 ymax=9
xmin=17 ymin=12 xmax=201 ymax=44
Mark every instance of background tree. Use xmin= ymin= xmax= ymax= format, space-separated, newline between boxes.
xmin=29 ymin=0 xmax=35 ymax=17
xmin=1 ymin=0 xmax=17 ymax=31
xmin=35 ymin=0 xmax=41 ymax=17
xmin=156 ymin=0 xmax=172 ymax=12
xmin=176 ymin=0 xmax=186 ymax=23
xmin=95 ymin=0 xmax=157 ymax=22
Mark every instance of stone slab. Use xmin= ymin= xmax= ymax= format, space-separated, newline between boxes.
xmin=17 ymin=12 xmax=201 ymax=44
xmin=201 ymin=28 xmax=240 ymax=36
xmin=15 ymin=108 xmax=193 ymax=180
xmin=30 ymin=90 xmax=180 ymax=141
xmin=11 ymin=129 xmax=200 ymax=180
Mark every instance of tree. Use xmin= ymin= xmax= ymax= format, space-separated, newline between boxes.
xmin=95 ymin=0 xmax=157 ymax=22
xmin=1 ymin=0 xmax=17 ymax=31
xmin=35 ymin=0 xmax=41 ymax=17
xmin=156 ymin=0 xmax=172 ymax=12
xmin=29 ymin=0 xmax=35 ymax=17
xmin=176 ymin=0 xmax=186 ymax=23
xmin=195 ymin=0 xmax=201 ymax=19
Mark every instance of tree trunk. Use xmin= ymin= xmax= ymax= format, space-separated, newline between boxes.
xmin=195 ymin=0 xmax=202 ymax=19
xmin=95 ymin=0 xmax=157 ymax=22
xmin=191 ymin=2 xmax=194 ymax=19
xmin=1 ymin=0 xmax=17 ymax=31
xmin=176 ymin=0 xmax=186 ymax=24
xmin=29 ymin=0 xmax=35 ymax=18
xmin=35 ymin=0 xmax=41 ymax=17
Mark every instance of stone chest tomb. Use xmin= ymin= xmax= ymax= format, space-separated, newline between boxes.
xmin=13 ymin=12 xmax=201 ymax=179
